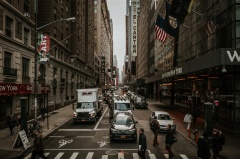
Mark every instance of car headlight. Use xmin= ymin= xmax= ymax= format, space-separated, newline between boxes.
xmin=110 ymin=128 xmax=120 ymax=133
xmin=89 ymin=113 xmax=96 ymax=117
xmin=129 ymin=128 xmax=136 ymax=134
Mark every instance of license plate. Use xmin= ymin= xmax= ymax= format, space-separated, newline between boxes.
xmin=121 ymin=136 xmax=126 ymax=138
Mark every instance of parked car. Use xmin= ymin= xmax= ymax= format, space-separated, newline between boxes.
xmin=109 ymin=112 xmax=138 ymax=142
xmin=134 ymin=96 xmax=148 ymax=109
xmin=149 ymin=111 xmax=176 ymax=132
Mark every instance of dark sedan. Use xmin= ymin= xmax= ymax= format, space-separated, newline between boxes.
xmin=109 ymin=112 xmax=138 ymax=142
xmin=134 ymin=96 xmax=148 ymax=108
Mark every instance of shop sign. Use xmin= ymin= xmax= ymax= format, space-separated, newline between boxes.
xmin=162 ymin=67 xmax=183 ymax=79
xmin=0 ymin=84 xmax=32 ymax=95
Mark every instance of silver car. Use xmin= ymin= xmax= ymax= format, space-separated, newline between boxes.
xmin=149 ymin=111 xmax=176 ymax=132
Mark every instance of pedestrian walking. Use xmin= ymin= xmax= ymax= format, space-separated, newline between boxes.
xmin=197 ymin=132 xmax=211 ymax=159
xmin=31 ymin=131 xmax=48 ymax=159
xmin=192 ymin=109 xmax=198 ymax=127
xmin=184 ymin=112 xmax=193 ymax=138
xmin=165 ymin=124 xmax=175 ymax=159
xmin=40 ymin=106 xmax=45 ymax=122
xmin=138 ymin=128 xmax=147 ymax=159
xmin=212 ymin=128 xmax=227 ymax=159
xmin=150 ymin=116 xmax=160 ymax=146
xmin=7 ymin=115 xmax=18 ymax=136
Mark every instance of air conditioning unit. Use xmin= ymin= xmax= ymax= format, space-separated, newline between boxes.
xmin=24 ymin=13 xmax=30 ymax=18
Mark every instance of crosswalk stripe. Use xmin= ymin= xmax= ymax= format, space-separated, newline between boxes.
xmin=102 ymin=155 xmax=108 ymax=159
xmin=149 ymin=154 xmax=157 ymax=159
xmin=118 ymin=152 xmax=124 ymax=159
xmin=69 ymin=152 xmax=79 ymax=159
xmin=164 ymin=154 xmax=169 ymax=158
xmin=132 ymin=153 xmax=139 ymax=159
xmin=180 ymin=154 xmax=189 ymax=159
xmin=54 ymin=152 xmax=64 ymax=159
xmin=44 ymin=152 xmax=50 ymax=156
xmin=86 ymin=152 xmax=94 ymax=159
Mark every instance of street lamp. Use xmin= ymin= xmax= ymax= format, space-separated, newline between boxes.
xmin=34 ymin=4 xmax=75 ymax=122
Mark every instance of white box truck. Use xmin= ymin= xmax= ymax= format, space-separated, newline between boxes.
xmin=73 ymin=88 xmax=103 ymax=124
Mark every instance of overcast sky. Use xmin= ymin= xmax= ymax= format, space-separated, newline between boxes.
xmin=107 ymin=0 xmax=126 ymax=73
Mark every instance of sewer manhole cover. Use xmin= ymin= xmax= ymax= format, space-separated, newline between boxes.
xmin=105 ymin=150 xmax=118 ymax=155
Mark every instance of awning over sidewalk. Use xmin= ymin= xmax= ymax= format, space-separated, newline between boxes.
xmin=146 ymin=48 xmax=240 ymax=83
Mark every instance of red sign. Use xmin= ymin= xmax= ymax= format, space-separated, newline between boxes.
xmin=214 ymin=100 xmax=219 ymax=106
xmin=0 ymin=84 xmax=32 ymax=95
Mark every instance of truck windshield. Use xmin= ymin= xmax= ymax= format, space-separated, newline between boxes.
xmin=77 ymin=102 xmax=94 ymax=109
xmin=115 ymin=103 xmax=130 ymax=110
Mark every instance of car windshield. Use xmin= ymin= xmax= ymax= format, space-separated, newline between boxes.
xmin=114 ymin=115 xmax=133 ymax=125
xmin=158 ymin=114 xmax=171 ymax=120
xmin=77 ymin=102 xmax=94 ymax=109
xmin=115 ymin=103 xmax=130 ymax=110
xmin=136 ymin=97 xmax=142 ymax=102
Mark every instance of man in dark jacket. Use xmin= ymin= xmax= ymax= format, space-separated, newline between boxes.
xmin=7 ymin=115 xmax=18 ymax=136
xmin=197 ymin=132 xmax=211 ymax=159
xmin=31 ymin=131 xmax=48 ymax=159
xmin=212 ymin=129 xmax=227 ymax=159
xmin=138 ymin=128 xmax=147 ymax=159
xmin=151 ymin=116 xmax=160 ymax=146
xmin=165 ymin=124 xmax=174 ymax=159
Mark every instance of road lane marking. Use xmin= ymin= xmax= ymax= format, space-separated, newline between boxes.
xmin=149 ymin=154 xmax=157 ymax=159
xmin=93 ymin=106 xmax=109 ymax=130
xmin=54 ymin=152 xmax=64 ymax=159
xmin=180 ymin=154 xmax=189 ymax=159
xmin=86 ymin=152 xmax=94 ymax=159
xmin=133 ymin=153 xmax=140 ymax=159
xmin=70 ymin=152 xmax=79 ymax=159
xmin=58 ymin=129 xmax=108 ymax=131
xmin=118 ymin=152 xmax=124 ymax=159
xmin=102 ymin=155 xmax=108 ymax=159
xmin=49 ymin=136 xmax=94 ymax=138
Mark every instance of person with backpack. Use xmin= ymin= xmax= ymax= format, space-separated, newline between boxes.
xmin=197 ymin=132 xmax=211 ymax=159
xmin=212 ymin=128 xmax=227 ymax=159
xmin=151 ymin=116 xmax=160 ymax=146
xmin=165 ymin=124 xmax=175 ymax=159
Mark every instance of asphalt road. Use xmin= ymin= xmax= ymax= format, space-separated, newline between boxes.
xmin=24 ymin=97 xmax=200 ymax=159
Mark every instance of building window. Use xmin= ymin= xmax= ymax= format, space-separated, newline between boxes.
xmin=54 ymin=27 xmax=57 ymax=38
xmin=4 ymin=52 xmax=12 ymax=68
xmin=22 ymin=57 xmax=29 ymax=77
xmin=54 ymin=8 xmax=57 ymax=21
xmin=24 ymin=0 xmax=29 ymax=13
xmin=5 ymin=16 xmax=13 ymax=37
xmin=24 ymin=28 xmax=29 ymax=45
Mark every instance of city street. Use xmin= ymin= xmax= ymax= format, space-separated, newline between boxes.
xmin=24 ymin=101 xmax=199 ymax=159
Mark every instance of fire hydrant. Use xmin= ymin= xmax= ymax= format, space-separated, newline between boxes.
xmin=193 ymin=129 xmax=199 ymax=143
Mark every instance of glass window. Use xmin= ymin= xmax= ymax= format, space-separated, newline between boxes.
xmin=24 ymin=28 xmax=29 ymax=45
xmin=77 ymin=102 xmax=94 ymax=109
xmin=24 ymin=0 xmax=29 ymax=12
xmin=5 ymin=16 xmax=12 ymax=37
xmin=22 ymin=57 xmax=29 ymax=77
xmin=4 ymin=52 xmax=11 ymax=68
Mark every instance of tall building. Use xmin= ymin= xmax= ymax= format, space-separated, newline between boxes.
xmin=135 ymin=0 xmax=240 ymax=131
xmin=94 ymin=0 xmax=113 ymax=91
xmin=0 ymin=0 xmax=100 ymax=129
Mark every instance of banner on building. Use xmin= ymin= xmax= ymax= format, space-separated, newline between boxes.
xmin=131 ymin=0 xmax=137 ymax=57
xmin=38 ymin=33 xmax=50 ymax=63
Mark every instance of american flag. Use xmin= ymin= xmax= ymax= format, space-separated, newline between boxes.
xmin=155 ymin=15 xmax=168 ymax=43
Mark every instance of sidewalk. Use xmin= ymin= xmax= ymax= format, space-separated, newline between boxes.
xmin=147 ymin=98 xmax=240 ymax=159
xmin=0 ymin=104 xmax=74 ymax=159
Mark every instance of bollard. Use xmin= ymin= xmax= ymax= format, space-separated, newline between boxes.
xmin=188 ymin=128 xmax=191 ymax=138
xmin=193 ymin=129 xmax=199 ymax=143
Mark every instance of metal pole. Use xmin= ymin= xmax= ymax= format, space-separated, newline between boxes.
xmin=47 ymin=89 xmax=49 ymax=130
xmin=34 ymin=0 xmax=38 ymax=122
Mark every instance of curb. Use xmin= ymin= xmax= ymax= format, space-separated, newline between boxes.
xmin=11 ymin=118 xmax=72 ymax=159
